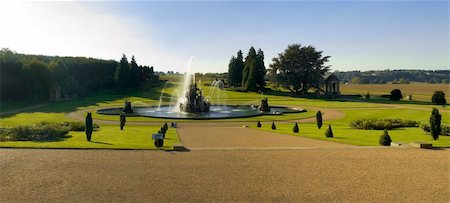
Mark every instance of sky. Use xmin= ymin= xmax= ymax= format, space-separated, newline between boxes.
xmin=0 ymin=1 xmax=448 ymax=73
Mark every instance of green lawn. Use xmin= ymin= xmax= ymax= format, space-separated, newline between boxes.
xmin=252 ymin=108 xmax=450 ymax=147
xmin=1 ymin=79 xmax=449 ymax=149
xmin=0 ymin=125 xmax=179 ymax=150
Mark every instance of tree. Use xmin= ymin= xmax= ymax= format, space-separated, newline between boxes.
xmin=293 ymin=122 xmax=299 ymax=133
xmin=325 ymin=125 xmax=333 ymax=138
xmin=430 ymin=108 xmax=441 ymax=140
xmin=271 ymin=121 xmax=276 ymax=130
xmin=316 ymin=111 xmax=323 ymax=129
xmin=129 ymin=56 xmax=139 ymax=89
xmin=115 ymin=54 xmax=130 ymax=91
xmin=255 ymin=49 xmax=266 ymax=90
xmin=85 ymin=112 xmax=93 ymax=141
xmin=269 ymin=44 xmax=330 ymax=94
xmin=389 ymin=89 xmax=403 ymax=101
xmin=379 ymin=130 xmax=392 ymax=146
xmin=120 ymin=113 xmax=126 ymax=130
xmin=228 ymin=50 xmax=244 ymax=86
xmin=257 ymin=120 xmax=262 ymax=128
xmin=242 ymin=47 xmax=258 ymax=91
xmin=431 ymin=91 xmax=446 ymax=105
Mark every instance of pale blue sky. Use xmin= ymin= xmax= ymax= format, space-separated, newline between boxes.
xmin=0 ymin=1 xmax=448 ymax=73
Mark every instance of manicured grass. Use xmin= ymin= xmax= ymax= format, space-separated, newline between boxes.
xmin=0 ymin=125 xmax=179 ymax=150
xmin=252 ymin=108 xmax=450 ymax=147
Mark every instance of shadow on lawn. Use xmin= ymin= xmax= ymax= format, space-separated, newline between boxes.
xmin=0 ymin=85 xmax=173 ymax=119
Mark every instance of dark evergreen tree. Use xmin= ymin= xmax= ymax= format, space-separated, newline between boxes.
xmin=115 ymin=54 xmax=130 ymax=91
xmin=269 ymin=44 xmax=330 ymax=94
xmin=120 ymin=113 xmax=126 ymax=130
xmin=85 ymin=112 xmax=93 ymax=141
xmin=389 ymin=89 xmax=403 ymax=101
xmin=257 ymin=120 xmax=262 ymax=128
xmin=227 ymin=56 xmax=237 ymax=85
xmin=271 ymin=121 xmax=276 ymax=130
xmin=430 ymin=108 xmax=441 ymax=140
xmin=365 ymin=92 xmax=371 ymax=100
xmin=316 ymin=111 xmax=323 ymax=129
xmin=431 ymin=91 xmax=447 ymax=105
xmin=129 ymin=56 xmax=139 ymax=89
xmin=255 ymin=49 xmax=266 ymax=91
xmin=325 ymin=125 xmax=333 ymax=138
xmin=242 ymin=47 xmax=258 ymax=91
xmin=379 ymin=130 xmax=392 ymax=146
xmin=293 ymin=122 xmax=299 ymax=133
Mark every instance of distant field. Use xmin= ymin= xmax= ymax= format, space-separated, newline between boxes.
xmin=340 ymin=83 xmax=450 ymax=102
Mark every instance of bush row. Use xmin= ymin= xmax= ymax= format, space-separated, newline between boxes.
xmin=350 ymin=118 xmax=419 ymax=130
xmin=38 ymin=121 xmax=99 ymax=131
xmin=420 ymin=124 xmax=449 ymax=136
xmin=1 ymin=123 xmax=70 ymax=141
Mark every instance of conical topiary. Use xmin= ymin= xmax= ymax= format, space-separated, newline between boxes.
xmin=379 ymin=130 xmax=392 ymax=146
xmin=271 ymin=122 xmax=276 ymax=130
xmin=316 ymin=111 xmax=323 ymax=129
xmin=325 ymin=125 xmax=333 ymax=138
xmin=257 ymin=121 xmax=262 ymax=128
xmin=293 ymin=122 xmax=299 ymax=133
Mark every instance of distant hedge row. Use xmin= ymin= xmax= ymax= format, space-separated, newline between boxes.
xmin=350 ymin=118 xmax=419 ymax=130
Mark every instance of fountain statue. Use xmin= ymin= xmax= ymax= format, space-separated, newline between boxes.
xmin=179 ymin=83 xmax=210 ymax=113
xmin=259 ymin=97 xmax=270 ymax=112
xmin=123 ymin=100 xmax=133 ymax=113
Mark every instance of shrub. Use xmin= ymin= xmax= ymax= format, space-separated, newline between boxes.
xmin=86 ymin=113 xmax=93 ymax=141
xmin=365 ymin=92 xmax=371 ymax=100
xmin=257 ymin=121 xmax=262 ymax=128
xmin=9 ymin=123 xmax=70 ymax=141
xmin=431 ymin=91 xmax=447 ymax=105
xmin=349 ymin=118 xmax=418 ymax=130
xmin=271 ymin=122 xmax=276 ymax=130
xmin=429 ymin=108 xmax=441 ymax=140
xmin=389 ymin=89 xmax=403 ymax=101
xmin=38 ymin=121 xmax=99 ymax=132
xmin=325 ymin=125 xmax=333 ymax=138
xmin=420 ymin=124 xmax=449 ymax=136
xmin=292 ymin=123 xmax=299 ymax=133
xmin=379 ymin=130 xmax=392 ymax=146
xmin=316 ymin=111 xmax=323 ymax=129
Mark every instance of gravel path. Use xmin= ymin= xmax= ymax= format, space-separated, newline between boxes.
xmin=0 ymin=148 xmax=448 ymax=202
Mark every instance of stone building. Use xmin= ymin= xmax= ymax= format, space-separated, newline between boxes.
xmin=324 ymin=75 xmax=340 ymax=96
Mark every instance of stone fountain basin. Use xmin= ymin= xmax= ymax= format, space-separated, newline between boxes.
xmin=97 ymin=105 xmax=305 ymax=120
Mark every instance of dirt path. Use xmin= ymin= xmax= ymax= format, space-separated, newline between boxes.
xmin=1 ymin=148 xmax=448 ymax=202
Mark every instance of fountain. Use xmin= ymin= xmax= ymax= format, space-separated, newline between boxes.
xmin=97 ymin=58 xmax=305 ymax=119
xmin=179 ymin=82 xmax=210 ymax=113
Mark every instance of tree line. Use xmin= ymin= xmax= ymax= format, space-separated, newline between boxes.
xmin=0 ymin=48 xmax=159 ymax=101
xmin=227 ymin=47 xmax=266 ymax=91
xmin=228 ymin=44 xmax=331 ymax=94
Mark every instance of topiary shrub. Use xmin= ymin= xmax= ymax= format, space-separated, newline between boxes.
xmin=429 ymin=108 xmax=441 ymax=140
xmin=120 ymin=113 xmax=126 ymax=130
xmin=271 ymin=122 xmax=276 ymax=130
xmin=316 ymin=111 xmax=323 ymax=129
xmin=389 ymin=89 xmax=403 ymax=101
xmin=85 ymin=113 xmax=93 ymax=141
xmin=365 ymin=92 xmax=371 ymax=100
xmin=379 ymin=130 xmax=392 ymax=146
xmin=431 ymin=91 xmax=447 ymax=105
xmin=58 ymin=121 xmax=99 ymax=131
xmin=292 ymin=122 xmax=299 ymax=133
xmin=257 ymin=121 xmax=262 ymax=128
xmin=350 ymin=118 xmax=418 ymax=130
xmin=154 ymin=139 xmax=164 ymax=148
xmin=325 ymin=125 xmax=333 ymax=138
